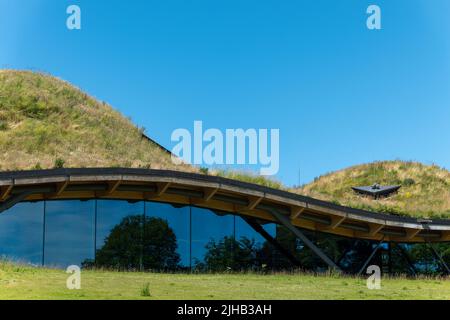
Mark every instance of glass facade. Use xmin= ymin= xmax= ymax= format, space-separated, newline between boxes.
xmin=191 ymin=207 xmax=235 ymax=270
xmin=0 ymin=202 xmax=44 ymax=265
xmin=44 ymin=200 xmax=95 ymax=268
xmin=95 ymin=200 xmax=144 ymax=270
xmin=146 ymin=202 xmax=190 ymax=269
xmin=0 ymin=199 xmax=277 ymax=271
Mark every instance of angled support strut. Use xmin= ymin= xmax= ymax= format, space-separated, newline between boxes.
xmin=242 ymin=216 xmax=302 ymax=267
xmin=357 ymin=237 xmax=385 ymax=276
xmin=394 ymin=243 xmax=417 ymax=276
xmin=427 ymin=241 xmax=450 ymax=275
xmin=0 ymin=191 xmax=34 ymax=214
xmin=264 ymin=207 xmax=342 ymax=273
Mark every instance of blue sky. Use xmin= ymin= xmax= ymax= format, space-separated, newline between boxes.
xmin=1 ymin=0 xmax=450 ymax=185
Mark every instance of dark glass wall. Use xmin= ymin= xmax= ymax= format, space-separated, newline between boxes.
xmin=0 ymin=202 xmax=44 ymax=265
xmin=1 ymin=198 xmax=447 ymax=275
xmin=44 ymin=200 xmax=95 ymax=268
xmin=95 ymin=200 xmax=144 ymax=270
xmin=145 ymin=202 xmax=190 ymax=269
xmin=0 ymin=199 xmax=280 ymax=271
xmin=235 ymin=216 xmax=276 ymax=269
xmin=235 ymin=216 xmax=276 ymax=245
xmin=191 ymin=207 xmax=235 ymax=270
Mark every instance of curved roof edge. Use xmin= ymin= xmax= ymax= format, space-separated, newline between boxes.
xmin=0 ymin=168 xmax=449 ymax=243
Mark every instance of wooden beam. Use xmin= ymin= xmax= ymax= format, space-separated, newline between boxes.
xmin=44 ymin=180 xmax=69 ymax=199
xmin=368 ymin=224 xmax=384 ymax=236
xmin=329 ymin=216 xmax=346 ymax=229
xmin=107 ymin=180 xmax=121 ymax=195
xmin=95 ymin=180 xmax=122 ymax=198
xmin=156 ymin=182 xmax=171 ymax=196
xmin=316 ymin=223 xmax=355 ymax=238
xmin=290 ymin=206 xmax=305 ymax=220
xmin=0 ymin=185 xmax=13 ymax=201
xmin=54 ymin=181 xmax=69 ymax=196
xmin=203 ymin=187 xmax=219 ymax=202
xmin=144 ymin=182 xmax=171 ymax=200
xmin=405 ymin=228 xmax=421 ymax=240
xmin=440 ymin=231 xmax=450 ymax=242
xmin=246 ymin=196 xmax=263 ymax=210
xmin=315 ymin=216 xmax=346 ymax=232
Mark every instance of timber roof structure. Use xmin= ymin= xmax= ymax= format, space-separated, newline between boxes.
xmin=1 ymin=168 xmax=449 ymax=243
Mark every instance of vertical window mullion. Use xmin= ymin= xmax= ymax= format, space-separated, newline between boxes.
xmin=94 ymin=200 xmax=97 ymax=264
xmin=189 ymin=206 xmax=192 ymax=271
xmin=141 ymin=201 xmax=145 ymax=271
xmin=42 ymin=201 xmax=46 ymax=267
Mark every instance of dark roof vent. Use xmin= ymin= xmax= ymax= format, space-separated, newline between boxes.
xmin=371 ymin=183 xmax=381 ymax=190
xmin=352 ymin=183 xmax=401 ymax=199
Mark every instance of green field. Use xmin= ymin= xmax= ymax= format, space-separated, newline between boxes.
xmin=0 ymin=262 xmax=449 ymax=300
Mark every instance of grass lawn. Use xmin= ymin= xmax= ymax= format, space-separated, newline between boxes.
xmin=0 ymin=263 xmax=449 ymax=300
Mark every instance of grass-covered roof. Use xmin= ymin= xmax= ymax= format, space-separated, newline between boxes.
xmin=1 ymin=70 xmax=449 ymax=219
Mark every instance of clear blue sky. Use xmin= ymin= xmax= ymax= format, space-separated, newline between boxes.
xmin=1 ymin=0 xmax=450 ymax=186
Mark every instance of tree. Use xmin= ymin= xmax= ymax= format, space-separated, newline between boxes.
xmin=93 ymin=215 xmax=180 ymax=271
xmin=197 ymin=236 xmax=267 ymax=271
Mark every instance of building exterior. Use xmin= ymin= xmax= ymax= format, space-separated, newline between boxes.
xmin=0 ymin=168 xmax=449 ymax=273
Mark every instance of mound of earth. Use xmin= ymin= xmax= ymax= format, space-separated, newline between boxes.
xmin=296 ymin=161 xmax=450 ymax=219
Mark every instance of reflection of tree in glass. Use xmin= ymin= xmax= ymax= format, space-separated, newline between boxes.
xmin=93 ymin=215 xmax=180 ymax=271
xmin=195 ymin=236 xmax=270 ymax=271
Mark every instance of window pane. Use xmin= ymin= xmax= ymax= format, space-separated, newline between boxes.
xmin=191 ymin=207 xmax=234 ymax=271
xmin=95 ymin=200 xmax=144 ymax=270
xmin=235 ymin=216 xmax=275 ymax=245
xmin=44 ymin=200 xmax=95 ymax=268
xmin=234 ymin=216 xmax=276 ymax=270
xmin=145 ymin=202 xmax=190 ymax=270
xmin=0 ymin=202 xmax=44 ymax=265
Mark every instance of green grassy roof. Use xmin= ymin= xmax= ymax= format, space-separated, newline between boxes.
xmin=1 ymin=71 xmax=448 ymax=219
xmin=0 ymin=70 xmax=195 ymax=172
xmin=296 ymin=161 xmax=450 ymax=219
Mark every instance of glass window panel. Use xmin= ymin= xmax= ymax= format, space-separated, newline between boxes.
xmin=234 ymin=216 xmax=276 ymax=270
xmin=95 ymin=200 xmax=144 ymax=270
xmin=145 ymin=202 xmax=190 ymax=270
xmin=44 ymin=200 xmax=95 ymax=268
xmin=191 ymin=207 xmax=234 ymax=271
xmin=235 ymin=216 xmax=275 ymax=245
xmin=0 ymin=202 xmax=44 ymax=265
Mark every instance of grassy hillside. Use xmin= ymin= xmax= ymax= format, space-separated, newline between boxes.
xmin=0 ymin=70 xmax=195 ymax=172
xmin=0 ymin=261 xmax=449 ymax=300
xmin=1 ymin=71 xmax=449 ymax=219
xmin=296 ymin=161 xmax=450 ymax=219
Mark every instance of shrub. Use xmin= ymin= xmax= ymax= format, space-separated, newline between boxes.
xmin=140 ymin=283 xmax=151 ymax=297
xmin=403 ymin=178 xmax=416 ymax=186
xmin=33 ymin=162 xmax=42 ymax=170
xmin=53 ymin=158 xmax=65 ymax=169
xmin=0 ymin=121 xmax=8 ymax=131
